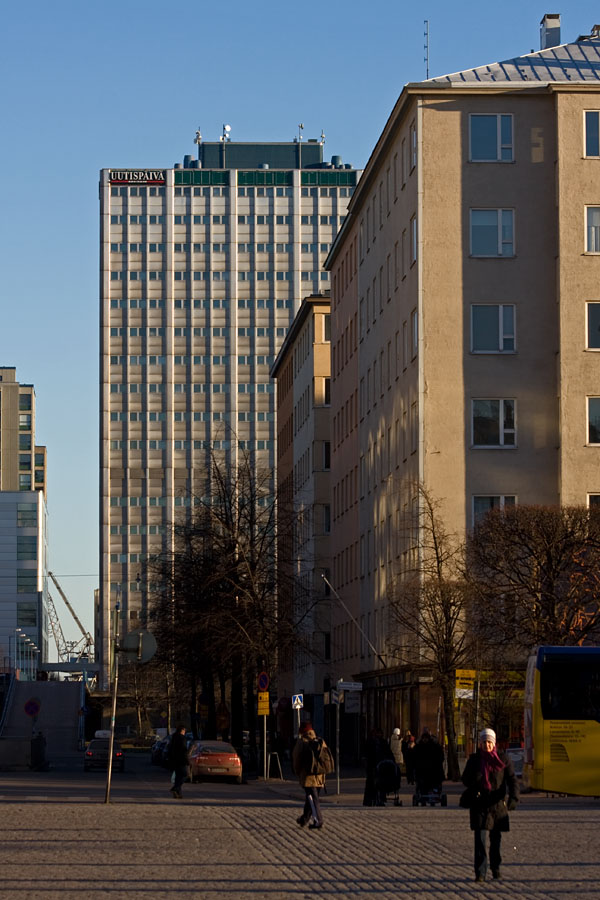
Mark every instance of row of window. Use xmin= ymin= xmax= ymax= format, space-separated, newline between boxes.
xmin=111 ymin=242 xmax=319 ymax=255
xmin=110 ymin=382 xmax=275 ymax=394
xmin=109 ymin=298 xmax=293 ymax=310
xmin=111 ymin=185 xmax=353 ymax=198
xmin=110 ymin=354 xmax=274 ymax=366
xmin=110 ymin=410 xmax=272 ymax=422
xmin=469 ymin=110 xmax=600 ymax=162
xmin=111 ymin=270 xmax=304 ymax=282
xmin=111 ymin=213 xmax=344 ymax=227
xmin=469 ymin=207 xmax=600 ymax=257
xmin=111 ymin=325 xmax=286 ymax=337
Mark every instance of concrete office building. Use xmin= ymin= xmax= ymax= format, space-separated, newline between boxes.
xmin=325 ymin=15 xmax=600 ymax=737
xmin=271 ymin=294 xmax=332 ymax=730
xmin=0 ymin=368 xmax=48 ymax=672
xmin=99 ymin=136 xmax=360 ymax=686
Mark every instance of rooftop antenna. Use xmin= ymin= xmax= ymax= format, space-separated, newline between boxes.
xmin=320 ymin=130 xmax=326 ymax=145
xmin=424 ymin=19 xmax=430 ymax=79
xmin=298 ymin=123 xmax=304 ymax=142
xmin=194 ymin=126 xmax=202 ymax=161
xmin=220 ymin=123 xmax=232 ymax=143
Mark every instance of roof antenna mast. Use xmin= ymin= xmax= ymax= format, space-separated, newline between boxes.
xmin=424 ymin=19 xmax=430 ymax=79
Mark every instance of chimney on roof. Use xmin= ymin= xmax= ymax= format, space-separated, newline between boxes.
xmin=540 ymin=13 xmax=561 ymax=50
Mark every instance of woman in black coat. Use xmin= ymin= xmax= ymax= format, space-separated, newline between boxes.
xmin=462 ymin=727 xmax=519 ymax=883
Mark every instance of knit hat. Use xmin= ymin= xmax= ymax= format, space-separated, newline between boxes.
xmin=479 ymin=728 xmax=496 ymax=745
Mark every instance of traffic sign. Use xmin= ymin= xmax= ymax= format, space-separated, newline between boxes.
xmin=292 ymin=693 xmax=303 ymax=709
xmin=337 ymin=681 xmax=362 ymax=691
xmin=257 ymin=691 xmax=270 ymax=716
xmin=24 ymin=698 xmax=41 ymax=718
xmin=258 ymin=671 xmax=270 ymax=691
xmin=331 ymin=689 xmax=340 ymax=705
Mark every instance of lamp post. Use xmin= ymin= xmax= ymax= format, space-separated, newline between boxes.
xmin=105 ymin=591 xmax=121 ymax=804
xmin=25 ymin=639 xmax=33 ymax=681
xmin=13 ymin=628 xmax=22 ymax=674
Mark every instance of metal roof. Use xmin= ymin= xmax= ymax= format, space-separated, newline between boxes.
xmin=429 ymin=38 xmax=600 ymax=85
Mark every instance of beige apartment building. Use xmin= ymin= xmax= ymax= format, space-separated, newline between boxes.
xmin=271 ymin=294 xmax=332 ymax=736
xmin=99 ymin=139 xmax=360 ymax=688
xmin=325 ymin=15 xmax=600 ymax=739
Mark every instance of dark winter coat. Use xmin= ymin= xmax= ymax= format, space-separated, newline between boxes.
xmin=414 ymin=736 xmax=445 ymax=785
xmin=167 ymin=731 xmax=189 ymax=770
xmin=462 ymin=749 xmax=519 ymax=832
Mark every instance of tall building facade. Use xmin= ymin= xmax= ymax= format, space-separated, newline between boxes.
xmin=325 ymin=16 xmax=600 ymax=738
xmin=271 ymin=293 xmax=332 ymax=732
xmin=0 ymin=367 xmax=48 ymax=672
xmin=99 ymin=139 xmax=360 ymax=686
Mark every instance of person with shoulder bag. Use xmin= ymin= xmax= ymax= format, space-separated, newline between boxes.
xmin=461 ymin=728 xmax=519 ymax=883
xmin=292 ymin=722 xmax=333 ymax=830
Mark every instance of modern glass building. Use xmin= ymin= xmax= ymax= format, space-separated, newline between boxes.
xmin=99 ymin=137 xmax=360 ymax=685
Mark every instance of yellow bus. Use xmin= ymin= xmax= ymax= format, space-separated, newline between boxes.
xmin=524 ymin=646 xmax=600 ymax=796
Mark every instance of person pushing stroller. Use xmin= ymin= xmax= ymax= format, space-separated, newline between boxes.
xmin=413 ymin=729 xmax=445 ymax=801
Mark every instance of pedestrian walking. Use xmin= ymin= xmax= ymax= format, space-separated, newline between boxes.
xmin=292 ymin=722 xmax=333 ymax=829
xmin=167 ymin=725 xmax=189 ymax=800
xmin=363 ymin=728 xmax=394 ymax=805
xmin=414 ymin=728 xmax=445 ymax=796
xmin=390 ymin=728 xmax=403 ymax=766
xmin=461 ymin=727 xmax=519 ymax=883
xmin=401 ymin=730 xmax=416 ymax=784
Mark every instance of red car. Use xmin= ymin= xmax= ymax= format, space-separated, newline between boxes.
xmin=188 ymin=740 xmax=242 ymax=784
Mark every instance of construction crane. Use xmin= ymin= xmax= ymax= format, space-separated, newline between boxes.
xmin=48 ymin=571 xmax=94 ymax=662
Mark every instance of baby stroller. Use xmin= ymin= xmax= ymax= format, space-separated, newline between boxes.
xmin=375 ymin=758 xmax=402 ymax=806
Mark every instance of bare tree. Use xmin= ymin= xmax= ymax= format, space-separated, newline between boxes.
xmin=467 ymin=504 xmax=600 ymax=653
xmin=147 ymin=448 xmax=311 ymax=750
xmin=388 ymin=484 xmax=476 ymax=780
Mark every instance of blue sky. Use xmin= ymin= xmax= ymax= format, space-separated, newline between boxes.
xmin=1 ymin=1 xmax=597 ymax=646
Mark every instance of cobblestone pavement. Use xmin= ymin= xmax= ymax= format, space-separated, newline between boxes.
xmin=0 ymin=795 xmax=598 ymax=899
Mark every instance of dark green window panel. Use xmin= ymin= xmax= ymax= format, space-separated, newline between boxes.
xmin=237 ymin=171 xmax=293 ymax=186
xmin=301 ymin=171 xmax=357 ymax=186
xmin=174 ymin=171 xmax=230 ymax=186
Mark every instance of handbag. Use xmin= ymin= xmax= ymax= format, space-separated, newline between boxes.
xmin=459 ymin=785 xmax=480 ymax=809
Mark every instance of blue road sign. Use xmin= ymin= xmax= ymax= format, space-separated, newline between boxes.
xmin=292 ymin=694 xmax=303 ymax=709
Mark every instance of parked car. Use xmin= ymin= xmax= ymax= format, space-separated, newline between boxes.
xmin=150 ymin=736 xmax=171 ymax=767
xmin=84 ymin=739 xmax=125 ymax=772
xmin=188 ymin=740 xmax=242 ymax=784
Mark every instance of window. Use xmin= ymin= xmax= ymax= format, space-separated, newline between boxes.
xmin=588 ymin=494 xmax=600 ymax=507
xmin=17 ymin=536 xmax=37 ymax=560
xmin=323 ymin=441 xmax=331 ymax=470
xmin=410 ymin=216 xmax=417 ymax=264
xmin=17 ymin=600 xmax=37 ymax=623
xmin=472 ymin=399 xmax=516 ymax=447
xmin=17 ymin=503 xmax=37 ymax=527
xmin=588 ymin=397 xmax=600 ymax=443
xmin=470 ymin=209 xmax=514 ymax=257
xmin=586 ymin=207 xmax=600 ymax=252
xmin=473 ymin=495 xmax=516 ymax=523
xmin=471 ymin=304 xmax=515 ymax=352
xmin=470 ymin=114 xmax=513 ymax=162
xmin=17 ymin=574 xmax=37 ymax=595
xmin=585 ymin=111 xmax=600 ymax=157
xmin=587 ymin=303 xmax=600 ymax=349
xmin=323 ymin=505 xmax=331 ymax=534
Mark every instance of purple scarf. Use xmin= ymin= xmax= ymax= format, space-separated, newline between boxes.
xmin=479 ymin=748 xmax=505 ymax=790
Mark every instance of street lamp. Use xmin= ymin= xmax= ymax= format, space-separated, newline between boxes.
xmin=13 ymin=628 xmax=22 ymax=673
